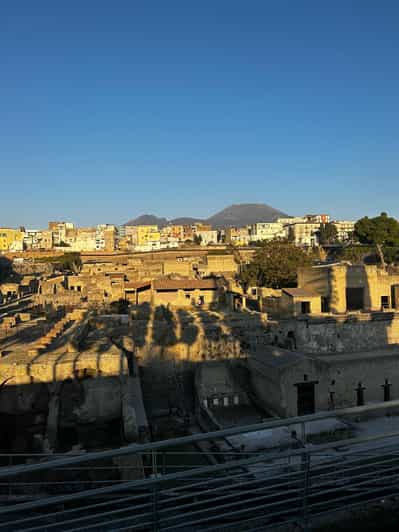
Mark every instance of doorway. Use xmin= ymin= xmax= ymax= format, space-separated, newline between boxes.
xmin=346 ymin=287 xmax=364 ymax=311
xmin=295 ymin=381 xmax=317 ymax=416
xmin=391 ymin=285 xmax=399 ymax=309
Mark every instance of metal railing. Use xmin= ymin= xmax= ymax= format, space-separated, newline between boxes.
xmin=1 ymin=402 xmax=399 ymax=530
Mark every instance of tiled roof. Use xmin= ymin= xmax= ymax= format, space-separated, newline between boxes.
xmin=124 ymin=281 xmax=151 ymax=290
xmin=153 ymin=279 xmax=218 ymax=290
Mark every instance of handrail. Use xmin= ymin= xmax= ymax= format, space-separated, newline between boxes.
xmin=1 ymin=429 xmax=399 ymax=518
xmin=0 ymin=399 xmax=399 ymax=480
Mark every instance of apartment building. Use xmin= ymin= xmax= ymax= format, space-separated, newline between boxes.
xmin=0 ymin=228 xmax=24 ymax=252
xmin=125 ymin=225 xmax=161 ymax=251
xmin=24 ymin=230 xmax=53 ymax=250
xmin=249 ymin=222 xmax=285 ymax=242
xmin=197 ymin=230 xmax=218 ymax=245
xmin=48 ymin=222 xmax=74 ymax=245
xmin=287 ymin=222 xmax=320 ymax=246
xmin=225 ymin=227 xmax=250 ymax=246
xmin=333 ymin=220 xmax=356 ymax=242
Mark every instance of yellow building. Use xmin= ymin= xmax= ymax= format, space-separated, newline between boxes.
xmin=225 ymin=227 xmax=250 ymax=246
xmin=136 ymin=225 xmax=160 ymax=246
xmin=0 ymin=228 xmax=24 ymax=252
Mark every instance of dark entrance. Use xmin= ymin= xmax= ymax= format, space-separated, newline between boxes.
xmin=294 ymin=376 xmax=318 ymax=416
xmin=346 ymin=287 xmax=364 ymax=311
xmin=391 ymin=285 xmax=399 ymax=309
xmin=321 ymin=296 xmax=330 ymax=313
xmin=301 ymin=301 xmax=311 ymax=314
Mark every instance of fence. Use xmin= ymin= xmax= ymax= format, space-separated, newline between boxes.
xmin=0 ymin=402 xmax=399 ymax=530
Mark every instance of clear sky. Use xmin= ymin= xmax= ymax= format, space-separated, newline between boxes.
xmin=1 ymin=0 xmax=398 ymax=228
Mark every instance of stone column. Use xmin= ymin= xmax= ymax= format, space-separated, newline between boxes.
xmin=329 ymin=265 xmax=347 ymax=314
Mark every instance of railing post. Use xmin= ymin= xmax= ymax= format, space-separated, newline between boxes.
xmin=302 ymin=452 xmax=311 ymax=532
xmin=151 ymin=449 xmax=159 ymax=532
xmin=152 ymin=449 xmax=157 ymax=477
xmin=152 ymin=483 xmax=159 ymax=532
xmin=8 ymin=456 xmax=12 ymax=499
xmin=300 ymin=421 xmax=306 ymax=444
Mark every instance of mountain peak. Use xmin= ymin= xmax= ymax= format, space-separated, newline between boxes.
xmin=206 ymin=203 xmax=288 ymax=228
xmin=125 ymin=203 xmax=288 ymax=228
xmin=124 ymin=214 xmax=169 ymax=227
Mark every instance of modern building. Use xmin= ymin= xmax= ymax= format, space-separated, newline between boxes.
xmin=225 ymin=227 xmax=250 ymax=246
xmin=332 ymin=220 xmax=356 ymax=242
xmin=0 ymin=228 xmax=24 ymax=252
xmin=48 ymin=222 xmax=74 ymax=246
xmin=248 ymin=222 xmax=285 ymax=242
xmin=285 ymin=222 xmax=320 ymax=246
xmin=126 ymin=225 xmax=161 ymax=251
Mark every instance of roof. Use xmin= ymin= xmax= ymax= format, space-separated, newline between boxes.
xmin=153 ymin=279 xmax=218 ymax=291
xmin=124 ymin=281 xmax=151 ymax=290
xmin=107 ymin=273 xmax=125 ymax=279
xmin=282 ymin=288 xmax=319 ymax=298
xmin=251 ymin=346 xmax=305 ymax=370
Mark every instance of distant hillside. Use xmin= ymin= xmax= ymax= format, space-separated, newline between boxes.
xmin=125 ymin=203 xmax=288 ymax=228
xmin=206 ymin=203 xmax=288 ymax=228
xmin=124 ymin=214 xmax=169 ymax=227
xmin=170 ymin=216 xmax=203 ymax=225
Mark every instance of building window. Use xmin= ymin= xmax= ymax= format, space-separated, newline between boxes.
xmin=381 ymin=296 xmax=390 ymax=309
xmin=301 ymin=301 xmax=311 ymax=314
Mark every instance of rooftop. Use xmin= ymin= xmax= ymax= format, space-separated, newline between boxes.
xmin=153 ymin=279 xmax=218 ymax=290
xmin=282 ymin=288 xmax=319 ymax=298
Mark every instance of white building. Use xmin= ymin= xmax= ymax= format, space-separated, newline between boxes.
xmin=249 ymin=222 xmax=285 ymax=242
xmin=197 ymin=230 xmax=218 ymax=246
xmin=286 ymin=222 xmax=320 ymax=246
xmin=333 ymin=221 xmax=356 ymax=242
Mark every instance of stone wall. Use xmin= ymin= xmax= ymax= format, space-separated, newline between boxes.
xmin=273 ymin=312 xmax=399 ymax=354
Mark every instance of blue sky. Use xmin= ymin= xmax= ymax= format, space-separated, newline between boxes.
xmin=1 ymin=0 xmax=398 ymax=228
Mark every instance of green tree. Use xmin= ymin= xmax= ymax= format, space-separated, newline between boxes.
xmin=193 ymin=234 xmax=202 ymax=245
xmin=318 ymin=223 xmax=338 ymax=245
xmin=337 ymin=245 xmax=375 ymax=265
xmin=0 ymin=257 xmax=12 ymax=283
xmin=109 ymin=298 xmax=129 ymax=314
xmin=355 ymin=213 xmax=399 ymax=269
xmin=239 ymin=239 xmax=312 ymax=289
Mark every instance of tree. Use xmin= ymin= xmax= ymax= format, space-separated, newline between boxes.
xmin=0 ymin=257 xmax=12 ymax=283
xmin=109 ymin=298 xmax=129 ymax=314
xmin=318 ymin=223 xmax=338 ymax=245
xmin=238 ymin=239 xmax=312 ymax=290
xmin=355 ymin=213 xmax=399 ymax=269
xmin=54 ymin=252 xmax=82 ymax=272
xmin=193 ymin=234 xmax=202 ymax=245
xmin=336 ymin=245 xmax=375 ymax=265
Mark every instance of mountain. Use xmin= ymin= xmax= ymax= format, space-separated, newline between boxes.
xmin=125 ymin=203 xmax=288 ymax=228
xmin=206 ymin=203 xmax=288 ymax=228
xmin=124 ymin=214 xmax=169 ymax=227
xmin=170 ymin=217 xmax=203 ymax=225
